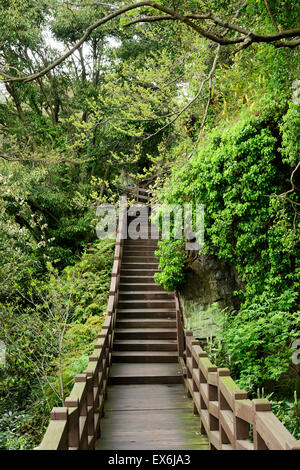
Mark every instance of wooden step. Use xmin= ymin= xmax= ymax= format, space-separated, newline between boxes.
xmin=113 ymin=339 xmax=177 ymax=351
xmin=123 ymin=246 xmax=156 ymax=251
xmin=122 ymin=252 xmax=156 ymax=258
xmin=118 ymin=300 xmax=175 ymax=309
xmin=115 ymin=328 xmax=177 ymax=340
xmin=125 ymin=231 xmax=155 ymax=237
xmin=119 ymin=283 xmax=165 ymax=291
xmin=119 ymin=276 xmax=156 ymax=284
xmin=121 ymin=262 xmax=159 ymax=269
xmin=123 ymin=256 xmax=158 ymax=263
xmin=120 ymin=269 xmax=159 ymax=276
xmin=112 ymin=351 xmax=178 ymax=363
xmin=109 ymin=363 xmax=182 ymax=385
xmin=123 ymin=249 xmax=156 ymax=255
xmin=116 ymin=319 xmax=176 ymax=329
xmin=124 ymin=240 xmax=158 ymax=246
xmin=117 ymin=309 xmax=176 ymax=319
xmin=119 ymin=291 xmax=173 ymax=300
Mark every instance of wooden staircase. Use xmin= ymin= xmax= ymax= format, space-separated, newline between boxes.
xmin=97 ymin=212 xmax=209 ymax=450
xmin=109 ymin=219 xmax=182 ymax=386
xmin=38 ymin=188 xmax=300 ymax=450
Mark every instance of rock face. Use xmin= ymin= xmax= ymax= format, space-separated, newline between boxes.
xmin=179 ymin=253 xmax=243 ymax=339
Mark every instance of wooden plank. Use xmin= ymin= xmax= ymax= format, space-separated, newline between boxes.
xmin=109 ymin=362 xmax=182 ymax=385
xmin=39 ymin=420 xmax=68 ymax=450
xmin=96 ymin=383 xmax=209 ymax=450
xmin=219 ymin=409 xmax=235 ymax=445
xmin=104 ymin=384 xmax=192 ymax=411
xmin=255 ymin=411 xmax=295 ymax=450
xmin=235 ymin=399 xmax=253 ymax=424
xmin=236 ymin=439 xmax=254 ymax=450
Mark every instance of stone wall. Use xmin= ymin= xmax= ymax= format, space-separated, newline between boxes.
xmin=179 ymin=253 xmax=243 ymax=339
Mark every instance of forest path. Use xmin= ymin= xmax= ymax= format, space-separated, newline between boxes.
xmin=96 ymin=222 xmax=209 ymax=450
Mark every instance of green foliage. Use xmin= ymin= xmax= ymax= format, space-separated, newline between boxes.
xmin=155 ymin=103 xmax=300 ymax=392
xmin=154 ymin=240 xmax=188 ymax=291
xmin=210 ymin=298 xmax=300 ymax=392
xmin=280 ymin=101 xmax=300 ymax=166
xmin=0 ymin=238 xmax=114 ymax=449
xmin=45 ymin=315 xmax=104 ymax=403
xmin=267 ymin=396 xmax=300 ymax=440
xmin=62 ymin=239 xmax=115 ymax=322
xmin=0 ymin=0 xmax=299 ymax=447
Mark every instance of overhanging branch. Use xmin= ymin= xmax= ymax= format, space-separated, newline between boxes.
xmin=0 ymin=1 xmax=299 ymax=84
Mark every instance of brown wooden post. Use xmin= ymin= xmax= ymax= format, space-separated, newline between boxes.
xmin=185 ymin=331 xmax=193 ymax=398
xmin=252 ymin=399 xmax=271 ymax=450
xmin=75 ymin=374 xmax=88 ymax=450
xmin=191 ymin=340 xmax=200 ymax=415
xmin=64 ymin=398 xmax=79 ymax=449
xmin=175 ymin=295 xmax=184 ymax=359
xmin=232 ymin=392 xmax=250 ymax=449
xmin=50 ymin=407 xmax=69 ymax=450
xmin=85 ymin=370 xmax=96 ymax=449
xmin=217 ymin=368 xmax=231 ymax=448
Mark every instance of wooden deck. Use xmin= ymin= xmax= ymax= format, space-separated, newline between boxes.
xmin=96 ymin=383 xmax=209 ymax=450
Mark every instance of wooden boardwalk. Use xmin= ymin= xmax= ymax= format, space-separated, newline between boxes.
xmin=96 ymin=383 xmax=209 ymax=450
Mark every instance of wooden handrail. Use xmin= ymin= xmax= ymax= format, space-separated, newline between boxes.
xmin=37 ymin=201 xmax=127 ymax=450
xmin=175 ymin=293 xmax=300 ymax=450
xmin=125 ymin=186 xmax=152 ymax=204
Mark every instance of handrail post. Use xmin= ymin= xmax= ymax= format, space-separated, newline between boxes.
xmin=252 ymin=399 xmax=272 ymax=450
xmin=50 ymin=407 xmax=69 ymax=450
xmin=64 ymin=398 xmax=79 ymax=450
xmin=175 ymin=294 xmax=185 ymax=359
xmin=191 ymin=339 xmax=201 ymax=416
xmin=74 ymin=374 xmax=88 ymax=450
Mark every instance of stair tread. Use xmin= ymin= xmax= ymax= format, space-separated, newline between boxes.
xmin=121 ymin=268 xmax=159 ymax=271
xmin=112 ymin=351 xmax=178 ymax=357
xmin=116 ymin=320 xmax=176 ymax=327
xmin=124 ymin=260 xmax=159 ymax=266
xmin=114 ymin=339 xmax=177 ymax=344
xmin=120 ymin=270 xmax=159 ymax=273
xmin=120 ymin=276 xmax=156 ymax=278
xmin=110 ymin=363 xmax=181 ymax=377
xmin=120 ymin=278 xmax=156 ymax=281
xmin=115 ymin=328 xmax=176 ymax=333
xmin=117 ymin=318 xmax=175 ymax=323
xmin=120 ymin=283 xmax=162 ymax=286
xmin=117 ymin=308 xmax=176 ymax=312
xmin=123 ymin=250 xmax=156 ymax=253
xmin=119 ymin=291 xmax=171 ymax=294
xmin=119 ymin=300 xmax=175 ymax=304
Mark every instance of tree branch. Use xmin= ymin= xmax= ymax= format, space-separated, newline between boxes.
xmin=199 ymin=45 xmax=220 ymax=133
xmin=64 ymin=1 xmax=115 ymax=7
xmin=138 ymin=2 xmax=245 ymax=141
xmin=278 ymin=161 xmax=300 ymax=200
xmin=141 ymin=71 xmax=211 ymax=142
xmin=0 ymin=1 xmax=299 ymax=83
xmin=0 ymin=153 xmax=82 ymax=163
xmin=264 ymin=0 xmax=280 ymax=33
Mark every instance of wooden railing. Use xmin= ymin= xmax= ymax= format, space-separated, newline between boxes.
xmin=125 ymin=185 xmax=151 ymax=203
xmin=37 ymin=204 xmax=127 ymax=450
xmin=175 ymin=293 xmax=300 ymax=450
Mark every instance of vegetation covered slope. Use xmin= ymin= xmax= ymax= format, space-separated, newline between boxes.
xmin=150 ymin=3 xmax=300 ymax=438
